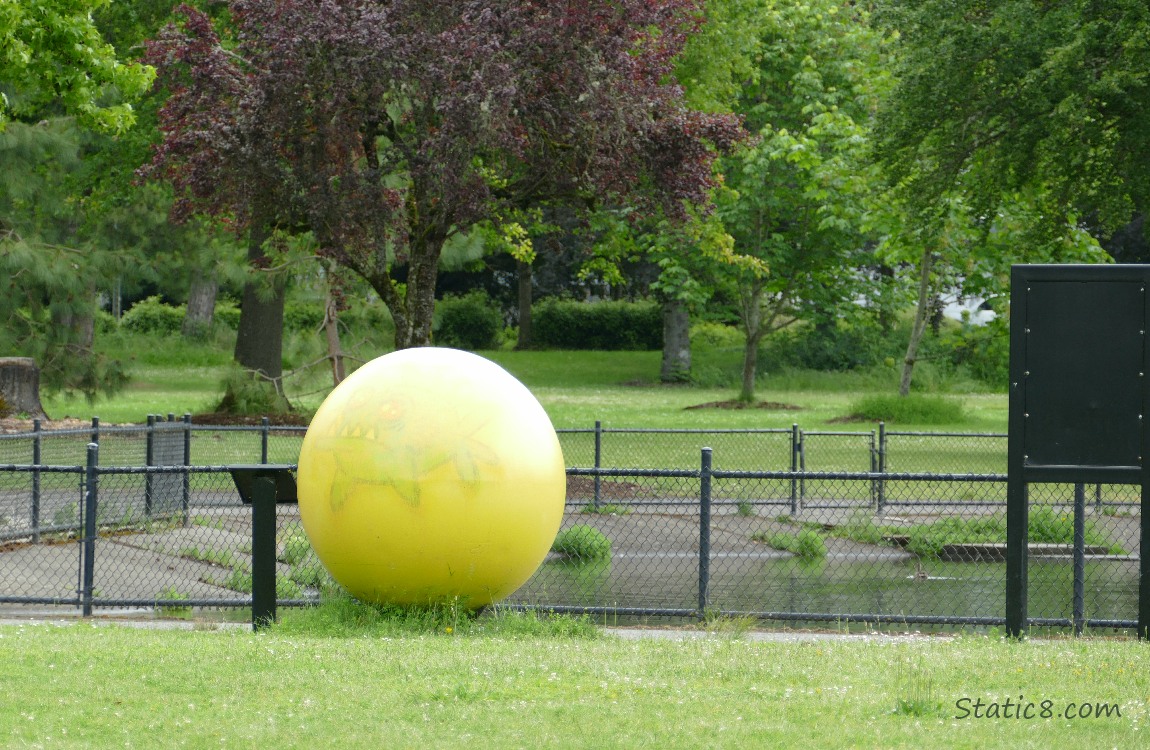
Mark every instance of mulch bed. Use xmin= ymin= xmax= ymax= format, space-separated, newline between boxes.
xmin=683 ymin=400 xmax=802 ymax=411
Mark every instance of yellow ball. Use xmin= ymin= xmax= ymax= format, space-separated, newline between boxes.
xmin=297 ymin=348 xmax=566 ymax=607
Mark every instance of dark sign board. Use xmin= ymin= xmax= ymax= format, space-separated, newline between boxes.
xmin=1010 ymin=265 xmax=1150 ymax=482
xmin=1007 ymin=264 xmax=1150 ymax=640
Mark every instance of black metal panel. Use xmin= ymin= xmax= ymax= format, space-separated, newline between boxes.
xmin=1023 ymin=280 xmax=1144 ymax=469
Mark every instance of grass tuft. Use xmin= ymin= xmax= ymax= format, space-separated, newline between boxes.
xmin=551 ymin=524 xmax=612 ymax=562
xmin=845 ymin=393 xmax=966 ymax=424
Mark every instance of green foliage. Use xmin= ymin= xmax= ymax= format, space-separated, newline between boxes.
xmin=550 ymin=524 xmax=612 ymax=562
xmin=178 ymin=546 xmax=237 ymax=568
xmin=941 ymin=319 xmax=1009 ymax=388
xmin=763 ymin=323 xmax=894 ymax=373
xmin=533 ymin=299 xmax=662 ymax=351
xmin=754 ymin=528 xmax=827 ymax=559
xmin=120 ymin=296 xmax=185 ymax=336
xmin=282 ymin=301 xmax=324 ymax=332
xmin=690 ymin=321 xmax=745 ymax=349
xmin=434 ymin=290 xmax=502 ymax=350
xmin=825 ymin=509 xmax=1125 ymax=559
xmin=216 ymin=369 xmax=293 ymax=416
xmin=0 ymin=0 xmax=155 ymax=132
xmin=847 ymin=394 xmax=967 ymax=425
xmin=214 ymin=301 xmax=241 ymax=330
xmin=279 ymin=531 xmax=313 ymax=567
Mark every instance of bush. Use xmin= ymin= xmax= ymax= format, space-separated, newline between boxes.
xmin=941 ymin=318 xmax=1009 ymax=388
xmin=533 ymin=299 xmax=662 ymax=350
xmin=284 ymin=301 xmax=325 ymax=332
xmin=551 ymin=524 xmax=612 ymax=562
xmin=762 ymin=321 xmax=891 ymax=372
xmin=120 ymin=296 xmax=184 ymax=335
xmin=434 ymin=290 xmax=502 ymax=350
xmin=215 ymin=301 xmax=241 ymax=330
xmin=690 ymin=321 xmax=745 ymax=348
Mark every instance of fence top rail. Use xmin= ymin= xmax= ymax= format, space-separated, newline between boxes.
xmin=800 ymin=430 xmax=875 ymax=437
xmin=711 ymin=469 xmax=1007 ymax=482
xmin=0 ymin=463 xmax=85 ymax=473
xmin=884 ymin=430 xmax=1007 ymax=438
xmin=96 ymin=463 xmax=298 ymax=476
xmin=556 ymin=427 xmax=794 ymax=435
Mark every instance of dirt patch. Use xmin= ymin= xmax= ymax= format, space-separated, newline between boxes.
xmin=566 ymin=475 xmax=660 ymax=500
xmin=190 ymin=412 xmax=311 ymax=427
xmin=826 ymin=414 xmax=880 ymax=424
xmin=0 ymin=417 xmax=102 ymax=434
xmin=684 ymin=400 xmax=802 ymax=411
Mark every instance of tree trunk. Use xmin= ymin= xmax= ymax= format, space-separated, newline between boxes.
xmin=899 ymin=246 xmax=935 ymax=396
xmin=394 ymin=233 xmax=445 ymax=349
xmin=183 ymin=272 xmax=218 ymax=338
xmin=233 ymin=223 xmax=285 ymax=384
xmin=0 ymin=358 xmax=47 ymax=419
xmin=738 ymin=282 xmax=765 ymax=403
xmin=660 ymin=299 xmax=691 ymax=382
xmin=323 ymin=287 xmax=346 ymax=386
xmin=516 ymin=259 xmax=534 ymax=349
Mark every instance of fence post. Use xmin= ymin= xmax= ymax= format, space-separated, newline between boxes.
xmin=261 ymin=416 xmax=270 ymax=464
xmin=790 ymin=424 xmax=799 ymax=515
xmin=593 ymin=420 xmax=602 ymax=511
xmin=31 ymin=418 xmax=41 ymax=543
xmin=698 ymin=447 xmax=712 ymax=619
xmin=877 ymin=422 xmax=887 ymax=515
xmin=90 ymin=416 xmax=100 ymax=448
xmin=182 ymin=414 xmax=192 ymax=527
xmin=81 ymin=442 xmax=98 ymax=617
xmin=251 ymin=474 xmax=278 ymax=631
xmin=1073 ymin=483 xmax=1086 ymax=636
xmin=145 ymin=415 xmax=156 ymax=517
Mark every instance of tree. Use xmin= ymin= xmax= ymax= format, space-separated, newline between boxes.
xmin=871 ymin=0 xmax=1135 ymax=392
xmin=0 ymin=0 xmax=154 ymax=132
xmin=143 ymin=0 xmax=743 ymax=351
xmin=707 ymin=0 xmax=890 ymax=401
xmin=875 ymin=0 xmax=1150 ymax=233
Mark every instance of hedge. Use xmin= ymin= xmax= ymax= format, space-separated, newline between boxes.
xmin=532 ymin=299 xmax=662 ymax=350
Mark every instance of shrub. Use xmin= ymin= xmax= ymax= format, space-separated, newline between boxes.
xmin=284 ymin=301 xmax=326 ymax=332
xmin=215 ymin=301 xmax=241 ymax=330
xmin=551 ymin=524 xmax=612 ymax=562
xmin=690 ymin=321 xmax=745 ymax=348
xmin=762 ymin=321 xmax=892 ymax=372
xmin=941 ymin=318 xmax=1009 ymax=388
xmin=434 ymin=290 xmax=502 ymax=350
xmin=120 ymin=296 xmax=184 ymax=335
xmin=533 ymin=299 xmax=662 ymax=350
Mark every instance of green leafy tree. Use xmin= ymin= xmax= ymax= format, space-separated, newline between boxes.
xmin=143 ymin=0 xmax=743 ymax=353
xmin=871 ymin=0 xmax=1131 ymax=393
xmin=0 ymin=0 xmax=154 ymax=132
xmin=705 ymin=0 xmax=891 ymax=401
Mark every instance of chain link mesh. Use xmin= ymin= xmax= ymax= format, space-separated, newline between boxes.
xmin=0 ymin=422 xmax=1141 ymax=634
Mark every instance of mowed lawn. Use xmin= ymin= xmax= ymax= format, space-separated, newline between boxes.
xmin=0 ymin=622 xmax=1146 ymax=749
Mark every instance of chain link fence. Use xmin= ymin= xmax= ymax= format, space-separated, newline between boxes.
xmin=0 ymin=419 xmax=1142 ymax=635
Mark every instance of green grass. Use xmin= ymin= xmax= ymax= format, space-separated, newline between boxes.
xmin=818 ymin=507 xmax=1127 ymax=558
xmin=551 ymin=524 xmax=613 ymax=562
xmin=37 ymin=332 xmax=1008 ymax=432
xmin=752 ymin=528 xmax=828 ymax=558
xmin=0 ymin=623 xmax=1146 ymax=748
